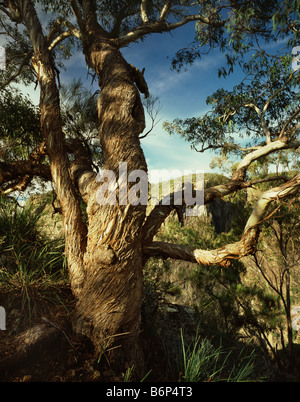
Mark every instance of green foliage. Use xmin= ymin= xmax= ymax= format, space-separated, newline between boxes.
xmin=171 ymin=0 xmax=294 ymax=72
xmin=270 ymin=0 xmax=300 ymax=49
xmin=177 ymin=328 xmax=257 ymax=382
xmin=60 ymin=79 xmax=99 ymax=135
xmin=0 ymin=81 xmax=103 ymax=172
xmin=0 ymin=88 xmax=42 ymax=161
xmin=143 ymin=257 xmax=176 ymax=298
xmin=156 ymin=216 xmax=216 ymax=249
xmin=1 ymin=0 xmax=297 ymax=90
xmin=60 ymin=79 xmax=103 ymax=167
xmin=150 ymin=189 xmax=290 ymax=361
xmin=0 ymin=25 xmax=35 ymax=88
xmin=0 ymin=197 xmax=67 ymax=326
xmin=165 ymin=50 xmax=300 ymax=155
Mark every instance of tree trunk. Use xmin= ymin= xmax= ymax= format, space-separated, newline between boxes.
xmin=16 ymin=0 xmax=148 ymax=375
xmin=73 ymin=37 xmax=149 ymax=375
xmin=16 ymin=1 xmax=88 ymax=299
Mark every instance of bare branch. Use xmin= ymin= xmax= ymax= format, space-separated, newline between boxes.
xmin=0 ymin=159 xmax=51 ymax=189
xmin=48 ymin=30 xmax=74 ymax=51
xmin=69 ymin=0 xmax=86 ymax=36
xmin=220 ymin=99 xmax=272 ymax=143
xmin=244 ymin=173 xmax=300 ymax=232
xmin=262 ymin=70 xmax=297 ymax=116
xmin=1 ymin=174 xmax=33 ymax=195
xmin=240 ymin=102 xmax=271 ymax=143
xmin=1 ymin=2 xmax=21 ymax=22
xmin=258 ymin=71 xmax=298 ymax=143
xmin=159 ymin=0 xmax=173 ymax=21
xmin=279 ymin=107 xmax=300 ymax=139
xmin=139 ymin=95 xmax=162 ymax=139
xmin=140 ymin=0 xmax=149 ymax=23
xmin=142 ymin=138 xmax=300 ymax=242
xmin=192 ymin=142 xmax=260 ymax=153
xmin=0 ymin=51 xmax=32 ymax=89
xmin=242 ymin=175 xmax=289 ymax=187
xmin=232 ymin=139 xmax=300 ymax=180
xmin=116 ymin=13 xmax=227 ymax=48
xmin=47 ymin=18 xmax=81 ymax=51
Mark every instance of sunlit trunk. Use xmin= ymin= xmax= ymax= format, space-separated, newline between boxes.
xmin=73 ymin=38 xmax=148 ymax=373
xmin=16 ymin=0 xmax=87 ymax=298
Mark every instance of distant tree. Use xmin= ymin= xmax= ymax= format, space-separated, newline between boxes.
xmin=164 ymin=48 xmax=299 ymax=264
xmin=252 ymin=200 xmax=300 ymax=370
xmin=0 ymin=0 xmax=299 ymax=376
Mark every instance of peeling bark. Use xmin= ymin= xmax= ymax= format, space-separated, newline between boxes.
xmin=5 ymin=0 xmax=299 ymax=379
xmin=71 ymin=36 xmax=149 ymax=373
xmin=13 ymin=0 xmax=87 ymax=298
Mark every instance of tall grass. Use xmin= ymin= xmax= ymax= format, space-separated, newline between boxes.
xmin=178 ymin=328 xmax=256 ymax=382
xmin=0 ymin=197 xmax=68 ymax=326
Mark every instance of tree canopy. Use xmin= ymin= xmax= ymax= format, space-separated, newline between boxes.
xmin=164 ymin=49 xmax=300 ymax=165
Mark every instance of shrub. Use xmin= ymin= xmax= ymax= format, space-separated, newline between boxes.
xmin=0 ymin=197 xmax=68 ymax=327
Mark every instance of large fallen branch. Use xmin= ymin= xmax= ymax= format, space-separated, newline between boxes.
xmin=143 ymin=173 xmax=300 ymax=267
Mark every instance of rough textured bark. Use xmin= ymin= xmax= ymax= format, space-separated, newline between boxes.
xmin=12 ymin=0 xmax=87 ymax=298
xmin=0 ymin=143 xmax=51 ymax=194
xmin=4 ymin=0 xmax=298 ymax=379
xmin=72 ymin=35 xmax=149 ymax=373
xmin=10 ymin=0 xmax=149 ymax=374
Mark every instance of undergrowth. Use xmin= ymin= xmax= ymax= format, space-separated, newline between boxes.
xmin=0 ymin=197 xmax=69 ymax=328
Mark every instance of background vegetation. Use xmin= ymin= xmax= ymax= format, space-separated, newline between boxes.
xmin=0 ymin=170 xmax=299 ymax=382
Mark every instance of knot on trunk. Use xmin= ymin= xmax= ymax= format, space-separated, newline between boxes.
xmin=88 ymin=244 xmax=117 ymax=265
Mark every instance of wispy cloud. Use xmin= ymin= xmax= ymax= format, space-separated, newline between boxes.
xmin=150 ymin=69 xmax=186 ymax=95
xmin=141 ymin=120 xmax=213 ymax=177
xmin=149 ymin=52 xmax=225 ymax=97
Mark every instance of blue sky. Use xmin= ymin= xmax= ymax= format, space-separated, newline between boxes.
xmin=58 ymin=22 xmax=241 ymax=179
xmin=15 ymin=20 xmax=292 ymax=181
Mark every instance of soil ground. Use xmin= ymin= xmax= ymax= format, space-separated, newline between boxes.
xmin=0 ymin=284 xmax=198 ymax=382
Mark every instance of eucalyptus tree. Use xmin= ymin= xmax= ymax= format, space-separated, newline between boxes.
xmin=0 ymin=0 xmax=299 ymax=376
